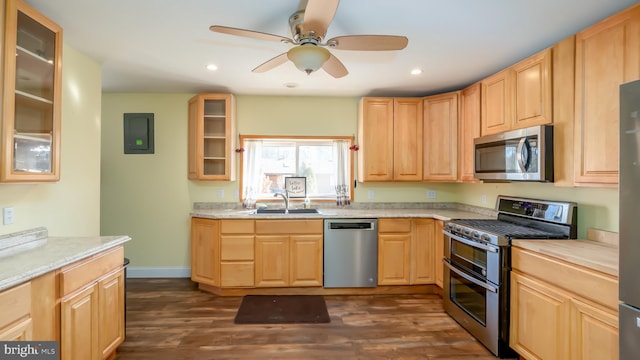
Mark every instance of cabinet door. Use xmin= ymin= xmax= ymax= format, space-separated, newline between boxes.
xmin=378 ymin=234 xmax=411 ymax=285
xmin=255 ymin=235 xmax=289 ymax=287
xmin=190 ymin=218 xmax=220 ymax=286
xmin=1 ymin=0 xmax=62 ymax=182
xmin=0 ymin=318 xmax=32 ymax=341
xmin=510 ymin=272 xmax=571 ymax=360
xmin=358 ymin=98 xmax=394 ymax=181
xmin=410 ymin=219 xmax=435 ymax=284
xmin=574 ymin=5 xmax=640 ymax=185
xmin=512 ymin=48 xmax=552 ymax=128
xmin=570 ymin=298 xmax=618 ymax=360
xmin=290 ymin=235 xmax=323 ymax=287
xmin=61 ymin=285 xmax=100 ymax=360
xmin=188 ymin=94 xmax=236 ymax=180
xmin=459 ymin=83 xmax=481 ymax=182
xmin=98 ymin=269 xmax=125 ymax=359
xmin=481 ymin=69 xmax=513 ymax=136
xmin=393 ymin=98 xmax=423 ymax=181
xmin=423 ymin=92 xmax=458 ymax=181
xmin=434 ymin=220 xmax=444 ymax=288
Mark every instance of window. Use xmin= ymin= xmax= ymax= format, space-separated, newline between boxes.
xmin=240 ymin=136 xmax=353 ymax=201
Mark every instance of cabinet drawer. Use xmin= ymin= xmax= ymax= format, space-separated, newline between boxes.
xmin=221 ymin=236 xmax=254 ymax=260
xmin=221 ymin=262 xmax=254 ymax=287
xmin=221 ymin=219 xmax=255 ymax=234
xmin=378 ymin=218 xmax=411 ymax=233
xmin=60 ymin=246 xmax=124 ymax=296
xmin=512 ymin=246 xmax=618 ymax=310
xmin=0 ymin=282 xmax=31 ymax=329
xmin=255 ymin=220 xmax=323 ymax=234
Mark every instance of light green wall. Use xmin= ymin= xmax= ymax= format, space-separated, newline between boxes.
xmin=100 ymin=93 xmax=620 ymax=267
xmin=0 ymin=44 xmax=102 ymax=237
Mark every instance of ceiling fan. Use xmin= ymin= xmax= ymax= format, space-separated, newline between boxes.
xmin=209 ymin=0 xmax=409 ymax=78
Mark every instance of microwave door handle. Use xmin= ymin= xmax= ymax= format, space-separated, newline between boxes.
xmin=516 ymin=137 xmax=530 ymax=172
xmin=443 ymin=259 xmax=498 ymax=293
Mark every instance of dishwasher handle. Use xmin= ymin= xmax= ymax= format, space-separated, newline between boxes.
xmin=328 ymin=221 xmax=376 ymax=230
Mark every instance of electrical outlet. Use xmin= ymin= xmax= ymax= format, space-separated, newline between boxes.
xmin=367 ymin=190 xmax=375 ymax=200
xmin=427 ymin=190 xmax=437 ymax=199
xmin=481 ymin=194 xmax=487 ymax=204
xmin=216 ymin=189 xmax=224 ymax=199
xmin=3 ymin=207 xmax=14 ymax=225
xmin=234 ymin=189 xmax=239 ymax=199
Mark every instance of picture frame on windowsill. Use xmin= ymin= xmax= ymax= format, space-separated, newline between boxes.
xmin=285 ymin=177 xmax=306 ymax=198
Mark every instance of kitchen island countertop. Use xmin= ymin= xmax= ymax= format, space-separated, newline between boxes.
xmin=0 ymin=229 xmax=131 ymax=291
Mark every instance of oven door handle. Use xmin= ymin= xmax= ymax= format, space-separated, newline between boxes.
xmin=443 ymin=259 xmax=498 ymax=293
xmin=444 ymin=231 xmax=499 ymax=253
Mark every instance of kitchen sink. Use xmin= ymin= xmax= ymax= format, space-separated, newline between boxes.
xmin=255 ymin=208 xmax=320 ymax=214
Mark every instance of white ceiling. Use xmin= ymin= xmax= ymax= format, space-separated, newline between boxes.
xmin=25 ymin=0 xmax=640 ymax=97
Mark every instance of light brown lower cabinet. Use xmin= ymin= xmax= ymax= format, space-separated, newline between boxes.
xmin=60 ymin=247 xmax=125 ymax=360
xmin=378 ymin=218 xmax=436 ymax=286
xmin=254 ymin=220 xmax=323 ymax=288
xmin=510 ymin=246 xmax=618 ymax=360
xmin=0 ymin=282 xmax=32 ymax=340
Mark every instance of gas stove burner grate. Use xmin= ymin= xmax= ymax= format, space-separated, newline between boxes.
xmin=451 ymin=219 xmax=568 ymax=239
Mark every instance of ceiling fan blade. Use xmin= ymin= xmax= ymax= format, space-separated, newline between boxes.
xmin=210 ymin=25 xmax=292 ymax=43
xmin=303 ymin=0 xmax=339 ymax=39
xmin=322 ymin=53 xmax=348 ymax=78
xmin=327 ymin=35 xmax=409 ymax=51
xmin=252 ymin=52 xmax=289 ymax=73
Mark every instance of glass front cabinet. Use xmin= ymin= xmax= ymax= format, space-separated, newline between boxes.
xmin=1 ymin=0 xmax=62 ymax=182
xmin=188 ymin=94 xmax=236 ymax=180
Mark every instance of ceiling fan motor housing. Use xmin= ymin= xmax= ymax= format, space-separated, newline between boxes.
xmin=289 ymin=10 xmax=321 ymax=44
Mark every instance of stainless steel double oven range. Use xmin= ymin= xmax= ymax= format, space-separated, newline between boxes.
xmin=442 ymin=196 xmax=577 ymax=358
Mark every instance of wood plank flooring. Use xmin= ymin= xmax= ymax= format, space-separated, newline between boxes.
xmin=114 ymin=278 xmax=495 ymax=359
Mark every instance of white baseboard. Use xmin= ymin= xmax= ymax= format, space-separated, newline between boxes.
xmin=126 ymin=267 xmax=191 ymax=278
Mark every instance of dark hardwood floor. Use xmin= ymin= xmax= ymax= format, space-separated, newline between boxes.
xmin=115 ymin=278 xmax=495 ymax=359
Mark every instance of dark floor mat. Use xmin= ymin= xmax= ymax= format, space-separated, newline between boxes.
xmin=234 ymin=295 xmax=330 ymax=324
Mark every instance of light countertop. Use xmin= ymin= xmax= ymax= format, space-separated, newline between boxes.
xmin=190 ymin=207 xmax=495 ymax=221
xmin=0 ymin=230 xmax=131 ymax=292
xmin=512 ymin=239 xmax=618 ymax=277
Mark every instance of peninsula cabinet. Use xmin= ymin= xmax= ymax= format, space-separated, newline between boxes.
xmin=423 ymin=92 xmax=459 ymax=181
xmin=510 ymin=246 xmax=618 ymax=360
xmin=1 ymin=0 xmax=62 ymax=182
xmin=573 ymin=4 xmax=640 ymax=186
xmin=188 ymin=93 xmax=236 ymax=181
xmin=60 ymin=246 xmax=125 ymax=360
xmin=481 ymin=48 xmax=552 ymax=136
xmin=254 ymin=219 xmax=323 ymax=287
xmin=0 ymin=282 xmax=32 ymax=340
xmin=358 ymin=97 xmax=423 ymax=181
xmin=378 ymin=218 xmax=436 ymax=285
xmin=458 ymin=83 xmax=481 ymax=182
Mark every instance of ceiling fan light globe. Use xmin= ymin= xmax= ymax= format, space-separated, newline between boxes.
xmin=287 ymin=45 xmax=330 ymax=74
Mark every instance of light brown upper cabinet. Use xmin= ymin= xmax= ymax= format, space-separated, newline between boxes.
xmin=188 ymin=93 xmax=236 ymax=181
xmin=358 ymin=97 xmax=423 ymax=181
xmin=458 ymin=83 xmax=481 ymax=182
xmin=481 ymin=48 xmax=552 ymax=136
xmin=1 ymin=0 xmax=62 ymax=182
xmin=573 ymin=4 xmax=640 ymax=186
xmin=423 ymin=92 xmax=459 ymax=181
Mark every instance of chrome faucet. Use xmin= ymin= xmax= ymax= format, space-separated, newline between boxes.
xmin=274 ymin=190 xmax=289 ymax=212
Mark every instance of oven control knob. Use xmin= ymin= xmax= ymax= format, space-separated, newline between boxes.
xmin=481 ymin=234 xmax=491 ymax=242
xmin=472 ymin=231 xmax=480 ymax=239
xmin=463 ymin=228 xmax=471 ymax=236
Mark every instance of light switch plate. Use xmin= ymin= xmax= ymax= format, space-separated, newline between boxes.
xmin=427 ymin=190 xmax=437 ymax=199
xmin=3 ymin=207 xmax=14 ymax=225
xmin=217 ymin=189 xmax=224 ymax=199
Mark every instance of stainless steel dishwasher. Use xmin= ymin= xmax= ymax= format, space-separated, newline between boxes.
xmin=323 ymin=219 xmax=378 ymax=288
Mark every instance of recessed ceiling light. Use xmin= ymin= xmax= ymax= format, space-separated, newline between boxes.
xmin=411 ymin=68 xmax=423 ymax=75
xmin=284 ymin=82 xmax=298 ymax=88
xmin=206 ymin=64 xmax=218 ymax=71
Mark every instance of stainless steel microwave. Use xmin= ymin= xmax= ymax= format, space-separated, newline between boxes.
xmin=474 ymin=125 xmax=553 ymax=182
